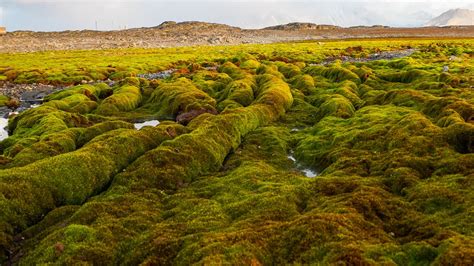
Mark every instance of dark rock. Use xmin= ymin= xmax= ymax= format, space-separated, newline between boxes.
xmin=176 ymin=109 xmax=218 ymax=125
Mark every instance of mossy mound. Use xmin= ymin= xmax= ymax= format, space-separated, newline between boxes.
xmin=146 ymin=77 xmax=217 ymax=120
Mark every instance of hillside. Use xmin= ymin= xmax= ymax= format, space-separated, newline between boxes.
xmin=425 ymin=8 xmax=474 ymax=26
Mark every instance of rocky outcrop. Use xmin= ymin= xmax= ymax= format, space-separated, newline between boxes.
xmin=264 ymin=22 xmax=340 ymax=30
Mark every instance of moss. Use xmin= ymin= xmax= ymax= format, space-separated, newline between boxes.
xmin=146 ymin=77 xmax=217 ymax=120
xmin=21 ymin=224 xmax=113 ymax=265
xmin=277 ymin=62 xmax=302 ymax=79
xmin=290 ymin=74 xmax=316 ymax=95
xmin=0 ymin=95 xmax=8 ymax=106
xmin=218 ymin=62 xmax=248 ymax=80
xmin=7 ymin=128 xmax=82 ymax=167
xmin=10 ymin=69 xmax=294 ymax=264
xmin=305 ymin=65 xmax=361 ymax=83
xmin=254 ymin=74 xmax=293 ymax=113
xmin=373 ymin=89 xmax=435 ymax=109
xmin=315 ymin=94 xmax=356 ymax=119
xmin=76 ymin=120 xmax=134 ymax=147
xmin=0 ymin=39 xmax=473 ymax=264
xmin=14 ymin=71 xmax=43 ymax=84
xmin=45 ymin=84 xmax=111 ymax=102
xmin=0 ymin=123 xmax=187 ymax=255
xmin=294 ymin=105 xmax=443 ymax=174
xmin=256 ymin=64 xmax=285 ymax=79
xmin=192 ymin=71 xmax=233 ymax=98
xmin=46 ymin=94 xmax=98 ymax=114
xmin=365 ymin=242 xmax=439 ymax=265
xmin=217 ymin=78 xmax=255 ymax=111
xmin=95 ymin=85 xmax=142 ymax=115
xmin=444 ymin=122 xmax=474 ymax=154
xmin=434 ymin=236 xmax=474 ymax=265
xmin=1 ymin=106 xmax=90 ymax=156
xmin=240 ymin=59 xmax=261 ymax=70
xmin=379 ymin=69 xmax=434 ymax=83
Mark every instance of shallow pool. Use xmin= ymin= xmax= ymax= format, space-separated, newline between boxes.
xmin=134 ymin=120 xmax=160 ymax=130
xmin=0 ymin=117 xmax=9 ymax=141
xmin=287 ymin=152 xmax=318 ymax=178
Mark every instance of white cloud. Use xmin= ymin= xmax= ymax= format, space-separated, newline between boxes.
xmin=1 ymin=0 xmax=472 ymax=31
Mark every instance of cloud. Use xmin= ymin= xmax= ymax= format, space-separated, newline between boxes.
xmin=1 ymin=0 xmax=473 ymax=31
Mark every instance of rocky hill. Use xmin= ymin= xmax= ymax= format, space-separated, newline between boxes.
xmin=263 ymin=22 xmax=340 ymax=30
xmin=425 ymin=8 xmax=474 ymax=26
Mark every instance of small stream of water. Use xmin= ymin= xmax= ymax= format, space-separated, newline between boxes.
xmin=288 ymin=151 xmax=318 ymax=178
xmin=0 ymin=117 xmax=8 ymax=141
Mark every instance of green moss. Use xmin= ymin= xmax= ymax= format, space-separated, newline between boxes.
xmin=76 ymin=120 xmax=134 ymax=146
xmin=277 ymin=62 xmax=302 ymax=79
xmin=0 ymin=123 xmax=187 ymax=255
xmin=290 ymin=74 xmax=316 ymax=95
xmin=218 ymin=62 xmax=248 ymax=80
xmin=192 ymin=71 xmax=233 ymax=98
xmin=7 ymin=128 xmax=82 ymax=167
xmin=1 ymin=106 xmax=90 ymax=156
xmin=217 ymin=78 xmax=255 ymax=111
xmin=14 ymin=71 xmax=43 ymax=84
xmin=240 ymin=59 xmax=261 ymax=70
xmin=95 ymin=85 xmax=142 ymax=115
xmin=0 ymin=39 xmax=473 ymax=264
xmin=146 ymin=77 xmax=217 ymax=120
xmin=0 ymin=95 xmax=8 ymax=106
xmin=305 ymin=65 xmax=361 ymax=84
xmin=379 ymin=69 xmax=434 ymax=83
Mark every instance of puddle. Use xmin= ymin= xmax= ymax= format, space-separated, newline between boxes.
xmin=0 ymin=117 xmax=9 ymax=141
xmin=288 ymin=150 xmax=319 ymax=178
xmin=134 ymin=120 xmax=160 ymax=130
xmin=0 ymin=100 xmax=43 ymax=141
xmin=287 ymin=155 xmax=297 ymax=162
xmin=137 ymin=69 xmax=176 ymax=80
xmin=311 ymin=48 xmax=416 ymax=66
xmin=301 ymin=169 xmax=318 ymax=178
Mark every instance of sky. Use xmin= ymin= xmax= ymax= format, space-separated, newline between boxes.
xmin=0 ymin=0 xmax=473 ymax=31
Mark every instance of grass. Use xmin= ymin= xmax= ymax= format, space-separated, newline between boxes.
xmin=0 ymin=38 xmax=473 ymax=264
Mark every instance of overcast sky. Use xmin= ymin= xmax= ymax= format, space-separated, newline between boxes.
xmin=0 ymin=0 xmax=473 ymax=31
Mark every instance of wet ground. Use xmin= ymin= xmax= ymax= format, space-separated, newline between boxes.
xmin=0 ymin=117 xmax=8 ymax=141
xmin=313 ymin=48 xmax=417 ymax=66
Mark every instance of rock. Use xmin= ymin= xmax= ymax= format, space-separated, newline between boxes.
xmin=176 ymin=109 xmax=218 ymax=125
xmin=4 ymin=99 xmax=20 ymax=110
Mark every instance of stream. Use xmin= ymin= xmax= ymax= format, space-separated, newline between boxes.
xmin=0 ymin=117 xmax=8 ymax=141
xmin=287 ymin=151 xmax=318 ymax=178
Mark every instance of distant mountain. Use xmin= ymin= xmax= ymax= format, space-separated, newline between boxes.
xmin=425 ymin=9 xmax=474 ymax=26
